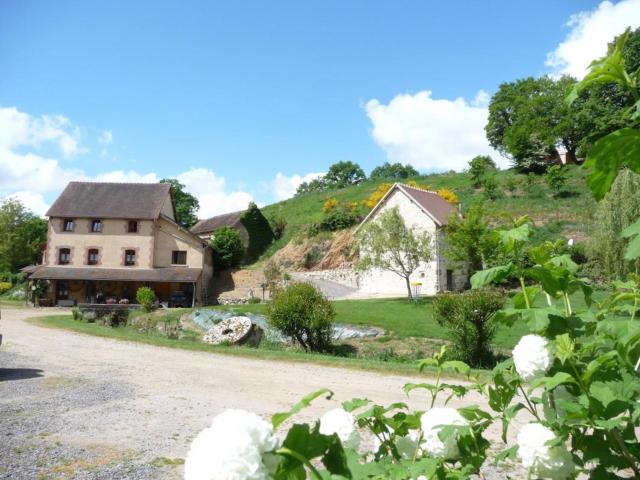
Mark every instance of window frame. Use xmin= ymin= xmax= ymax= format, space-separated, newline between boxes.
xmin=87 ymin=248 xmax=99 ymax=266
xmin=171 ymin=250 xmax=187 ymax=265
xmin=58 ymin=248 xmax=71 ymax=265
xmin=63 ymin=219 xmax=75 ymax=232
xmin=127 ymin=220 xmax=138 ymax=233
xmin=124 ymin=249 xmax=136 ymax=266
xmin=90 ymin=219 xmax=103 ymax=233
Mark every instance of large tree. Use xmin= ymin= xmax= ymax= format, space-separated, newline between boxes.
xmin=324 ymin=161 xmax=366 ymax=188
xmin=160 ymin=179 xmax=200 ymax=228
xmin=0 ymin=199 xmax=47 ymax=273
xmin=468 ymin=155 xmax=497 ymax=187
xmin=356 ymin=207 xmax=433 ymax=299
xmin=370 ymin=162 xmax=418 ymax=180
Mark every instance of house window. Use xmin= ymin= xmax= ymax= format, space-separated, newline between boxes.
xmin=63 ymin=219 xmax=75 ymax=232
xmin=91 ymin=219 xmax=103 ymax=232
xmin=172 ymin=250 xmax=187 ymax=265
xmin=87 ymin=248 xmax=99 ymax=265
xmin=128 ymin=220 xmax=138 ymax=233
xmin=58 ymin=248 xmax=71 ymax=265
xmin=124 ymin=249 xmax=136 ymax=266
xmin=56 ymin=281 xmax=69 ymax=300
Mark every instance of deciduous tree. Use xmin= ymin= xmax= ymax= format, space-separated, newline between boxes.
xmin=160 ymin=179 xmax=200 ymax=228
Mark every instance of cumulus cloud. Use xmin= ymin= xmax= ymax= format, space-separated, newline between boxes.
xmin=6 ymin=191 xmax=51 ymax=217
xmin=177 ymin=168 xmax=254 ymax=218
xmin=366 ymin=90 xmax=509 ymax=172
xmin=272 ymin=171 xmax=324 ymax=201
xmin=546 ymin=0 xmax=640 ymax=78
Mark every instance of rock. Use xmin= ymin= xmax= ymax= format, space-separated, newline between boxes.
xmin=202 ymin=316 xmax=253 ymax=345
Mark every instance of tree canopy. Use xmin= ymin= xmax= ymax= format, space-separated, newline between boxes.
xmin=468 ymin=155 xmax=497 ymax=186
xmin=295 ymin=161 xmax=367 ymax=196
xmin=160 ymin=179 xmax=200 ymax=228
xmin=0 ymin=199 xmax=47 ymax=273
xmin=370 ymin=162 xmax=418 ymax=180
xmin=210 ymin=226 xmax=245 ymax=269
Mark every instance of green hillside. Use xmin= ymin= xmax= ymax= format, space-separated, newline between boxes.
xmin=257 ymin=165 xmax=595 ymax=264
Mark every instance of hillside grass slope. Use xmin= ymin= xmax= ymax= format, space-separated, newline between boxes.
xmin=257 ymin=165 xmax=595 ymax=265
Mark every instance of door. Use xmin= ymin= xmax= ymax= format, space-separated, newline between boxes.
xmin=446 ymin=270 xmax=454 ymax=291
xmin=56 ymin=281 xmax=70 ymax=302
xmin=86 ymin=281 xmax=96 ymax=303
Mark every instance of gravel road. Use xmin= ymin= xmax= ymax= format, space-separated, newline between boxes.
xmin=0 ymin=308 xmax=524 ymax=479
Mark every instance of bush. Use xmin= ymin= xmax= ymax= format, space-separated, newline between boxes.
xmin=302 ymin=245 xmax=324 ymax=269
xmin=481 ymin=174 xmax=502 ymax=200
xmin=71 ymin=308 xmax=81 ymax=321
xmin=211 ymin=226 xmax=245 ymax=269
xmin=432 ymin=289 xmax=504 ymax=367
xmin=267 ymin=282 xmax=334 ymax=351
xmin=240 ymin=202 xmax=275 ymax=263
xmin=247 ymin=296 xmax=261 ymax=304
xmin=0 ymin=281 xmax=11 ymax=295
xmin=269 ymin=216 xmax=287 ymax=240
xmin=545 ymin=164 xmax=569 ymax=196
xmin=136 ymin=287 xmax=156 ymax=312
xmin=320 ymin=206 xmax=358 ymax=231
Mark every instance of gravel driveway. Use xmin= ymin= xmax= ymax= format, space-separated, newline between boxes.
xmin=0 ymin=308 xmax=523 ymax=479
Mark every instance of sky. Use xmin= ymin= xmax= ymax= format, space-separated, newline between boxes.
xmin=1 ymin=0 xmax=639 ymax=218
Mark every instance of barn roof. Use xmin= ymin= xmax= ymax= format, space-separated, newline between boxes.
xmin=359 ymin=183 xmax=457 ymax=228
xmin=46 ymin=182 xmax=172 ymax=220
xmin=190 ymin=210 xmax=246 ymax=235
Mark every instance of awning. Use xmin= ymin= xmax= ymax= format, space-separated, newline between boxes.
xmin=27 ymin=266 xmax=202 ymax=283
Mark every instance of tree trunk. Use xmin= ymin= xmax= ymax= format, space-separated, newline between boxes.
xmin=404 ymin=276 xmax=413 ymax=301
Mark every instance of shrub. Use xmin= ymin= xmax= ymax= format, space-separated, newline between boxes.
xmin=481 ymin=174 xmax=502 ymax=200
xmin=320 ymin=206 xmax=358 ymax=231
xmin=436 ymin=188 xmax=459 ymax=204
xmin=263 ymin=260 xmax=282 ymax=292
xmin=71 ymin=308 xmax=81 ymax=321
xmin=432 ymin=289 xmax=504 ymax=367
xmin=247 ymin=296 xmax=261 ymax=304
xmin=364 ymin=183 xmax=392 ymax=209
xmin=302 ymin=245 xmax=324 ymax=269
xmin=266 ymin=282 xmax=334 ymax=351
xmin=269 ymin=216 xmax=287 ymax=240
xmin=0 ymin=281 xmax=11 ymax=295
xmin=322 ymin=198 xmax=338 ymax=213
xmin=211 ymin=226 xmax=245 ymax=269
xmin=545 ymin=164 xmax=569 ymax=196
xmin=468 ymin=155 xmax=496 ymax=187
xmin=136 ymin=286 xmax=156 ymax=312
xmin=240 ymin=202 xmax=275 ymax=262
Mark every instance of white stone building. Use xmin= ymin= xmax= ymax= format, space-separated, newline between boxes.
xmin=356 ymin=183 xmax=466 ymax=297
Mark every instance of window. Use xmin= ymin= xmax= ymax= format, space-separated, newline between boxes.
xmin=56 ymin=281 xmax=69 ymax=300
xmin=172 ymin=250 xmax=187 ymax=265
xmin=124 ymin=249 xmax=136 ymax=266
xmin=91 ymin=219 xmax=103 ymax=232
xmin=87 ymin=249 xmax=99 ymax=265
xmin=63 ymin=219 xmax=75 ymax=232
xmin=58 ymin=248 xmax=71 ymax=265
xmin=128 ymin=220 xmax=138 ymax=233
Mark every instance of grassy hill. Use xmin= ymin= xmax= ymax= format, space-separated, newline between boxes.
xmin=257 ymin=165 xmax=596 ymax=265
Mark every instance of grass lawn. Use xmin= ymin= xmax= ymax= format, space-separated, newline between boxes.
xmin=0 ymin=298 xmax=27 ymax=308
xmin=209 ymin=297 xmax=530 ymax=349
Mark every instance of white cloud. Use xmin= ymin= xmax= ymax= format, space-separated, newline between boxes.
xmin=177 ymin=168 xmax=254 ymax=218
xmin=272 ymin=171 xmax=324 ymax=201
xmin=366 ymin=90 xmax=509 ymax=172
xmin=98 ymin=130 xmax=113 ymax=145
xmin=546 ymin=0 xmax=640 ymax=78
xmin=93 ymin=170 xmax=159 ymax=183
xmin=6 ymin=191 xmax=51 ymax=217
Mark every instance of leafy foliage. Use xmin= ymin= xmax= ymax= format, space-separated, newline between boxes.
xmin=356 ymin=207 xmax=433 ymax=299
xmin=370 ymin=162 xmax=419 ymax=180
xmin=0 ymin=199 xmax=47 ymax=274
xmin=324 ymin=161 xmax=367 ymax=188
xmin=544 ymin=164 xmax=569 ymax=197
xmin=468 ymin=155 xmax=496 ymax=186
xmin=210 ymin=226 xmax=245 ymax=269
xmin=444 ymin=204 xmax=496 ymax=275
xmin=436 ymin=188 xmax=458 ymax=204
xmin=160 ymin=179 xmax=199 ymax=228
xmin=433 ymin=290 xmax=504 ymax=367
xmin=135 ymin=286 xmax=156 ymax=312
xmin=267 ymin=282 xmax=335 ymax=352
xmin=240 ymin=202 xmax=275 ymax=263
xmin=364 ymin=182 xmax=392 ymax=209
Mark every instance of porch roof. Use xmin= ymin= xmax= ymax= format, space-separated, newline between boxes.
xmin=28 ymin=266 xmax=201 ymax=283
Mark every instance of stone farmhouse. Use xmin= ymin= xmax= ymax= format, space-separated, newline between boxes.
xmin=24 ymin=182 xmax=213 ymax=307
xmin=356 ymin=183 xmax=467 ymax=297
xmin=191 ymin=210 xmax=248 ymax=244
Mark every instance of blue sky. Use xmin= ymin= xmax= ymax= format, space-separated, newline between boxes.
xmin=1 ymin=0 xmax=638 ymax=217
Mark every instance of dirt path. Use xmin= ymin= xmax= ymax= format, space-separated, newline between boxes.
xmin=0 ymin=308 xmax=522 ymax=479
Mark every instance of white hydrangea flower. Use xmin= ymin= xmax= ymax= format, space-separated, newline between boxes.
xmin=420 ymin=408 xmax=468 ymax=459
xmin=184 ymin=409 xmax=278 ymax=480
xmin=512 ymin=334 xmax=552 ymax=381
xmin=319 ymin=408 xmax=360 ymax=449
xmin=517 ymin=423 xmax=574 ymax=480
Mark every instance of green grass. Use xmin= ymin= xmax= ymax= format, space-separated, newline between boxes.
xmin=257 ymin=165 xmax=596 ymax=265
xmin=0 ymin=298 xmax=27 ymax=308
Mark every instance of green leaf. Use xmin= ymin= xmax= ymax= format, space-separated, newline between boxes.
xmin=440 ymin=360 xmax=471 ymax=376
xmin=622 ymin=219 xmax=640 ymax=260
xmin=417 ymin=357 xmax=439 ymax=372
xmin=403 ymin=382 xmax=437 ymax=395
xmin=521 ymin=308 xmax=555 ymax=333
xmin=494 ymin=445 xmax=518 ymax=464
xmin=272 ymin=389 xmax=333 ymax=429
xmin=583 ymin=128 xmax=640 ymax=200
xmin=470 ymin=263 xmax=513 ymax=289
xmin=321 ymin=439 xmax=351 ymax=478
xmin=341 ymin=398 xmax=370 ymax=413
xmin=513 ymin=286 xmax=541 ymax=309
xmin=555 ymin=334 xmax=575 ymax=364
xmin=529 ymin=372 xmax=576 ymax=392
